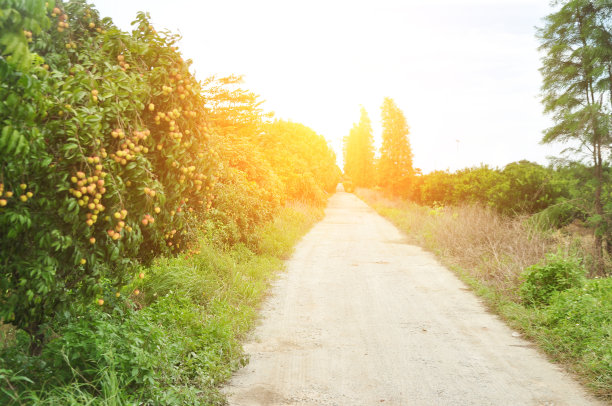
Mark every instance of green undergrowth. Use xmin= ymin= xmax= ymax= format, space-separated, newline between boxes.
xmin=0 ymin=202 xmax=323 ymax=405
xmin=357 ymin=188 xmax=611 ymax=401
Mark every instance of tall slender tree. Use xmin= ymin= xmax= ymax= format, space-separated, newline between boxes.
xmin=378 ymin=97 xmax=414 ymax=196
xmin=538 ymin=0 xmax=612 ymax=273
xmin=343 ymin=107 xmax=375 ymax=187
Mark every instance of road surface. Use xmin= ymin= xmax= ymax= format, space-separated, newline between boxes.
xmin=223 ymin=192 xmax=602 ymax=406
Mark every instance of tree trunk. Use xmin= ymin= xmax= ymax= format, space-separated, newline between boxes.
xmin=25 ymin=322 xmax=44 ymax=356
xmin=593 ymin=142 xmax=605 ymax=276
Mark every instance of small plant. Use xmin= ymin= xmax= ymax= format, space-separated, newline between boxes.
xmin=520 ymin=253 xmax=586 ymax=306
xmin=541 ymin=277 xmax=612 ymax=396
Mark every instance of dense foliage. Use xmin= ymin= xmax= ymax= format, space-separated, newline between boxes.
xmin=409 ymin=161 xmax=568 ymax=215
xmin=0 ymin=0 xmax=338 ymax=350
xmin=1 ymin=0 xmax=219 ymax=344
xmin=261 ymin=120 xmax=341 ymax=205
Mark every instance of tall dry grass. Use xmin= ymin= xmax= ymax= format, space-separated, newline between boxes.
xmin=357 ymin=188 xmax=593 ymax=299
xmin=426 ymin=205 xmax=554 ymax=298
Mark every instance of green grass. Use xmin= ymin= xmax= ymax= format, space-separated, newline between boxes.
xmin=356 ymin=188 xmax=611 ymax=401
xmin=0 ymin=202 xmax=324 ymax=405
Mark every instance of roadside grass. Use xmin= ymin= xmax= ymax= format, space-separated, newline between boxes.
xmin=357 ymin=188 xmax=611 ymax=401
xmin=0 ymin=202 xmax=324 ymax=405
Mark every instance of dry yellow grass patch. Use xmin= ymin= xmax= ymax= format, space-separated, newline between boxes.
xmin=356 ymin=188 xmax=601 ymax=298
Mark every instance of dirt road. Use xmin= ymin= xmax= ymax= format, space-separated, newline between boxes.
xmin=223 ymin=192 xmax=602 ymax=406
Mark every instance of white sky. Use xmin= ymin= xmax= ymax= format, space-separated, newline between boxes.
xmin=93 ymin=0 xmax=565 ymax=173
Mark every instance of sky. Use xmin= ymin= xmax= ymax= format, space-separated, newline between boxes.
xmin=93 ymin=0 xmax=565 ymax=174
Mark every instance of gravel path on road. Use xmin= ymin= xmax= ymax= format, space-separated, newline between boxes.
xmin=223 ymin=192 xmax=602 ymax=406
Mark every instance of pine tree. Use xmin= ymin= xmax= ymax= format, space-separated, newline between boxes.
xmin=343 ymin=107 xmax=375 ymax=187
xmin=378 ymin=97 xmax=414 ymax=196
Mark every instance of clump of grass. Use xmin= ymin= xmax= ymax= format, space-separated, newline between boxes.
xmin=253 ymin=201 xmax=324 ymax=258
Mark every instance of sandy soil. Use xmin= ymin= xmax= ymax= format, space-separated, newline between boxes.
xmin=222 ymin=192 xmax=603 ymax=406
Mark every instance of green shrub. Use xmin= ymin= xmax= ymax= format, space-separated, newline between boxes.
xmin=520 ymin=253 xmax=586 ymax=306
xmin=413 ymin=161 xmax=568 ymax=215
xmin=418 ymin=170 xmax=454 ymax=205
xmin=0 ymin=0 xmax=219 ymax=342
xmin=489 ymin=161 xmax=565 ymax=215
xmin=542 ymin=277 xmax=612 ymax=395
xmin=452 ymin=165 xmax=501 ymax=205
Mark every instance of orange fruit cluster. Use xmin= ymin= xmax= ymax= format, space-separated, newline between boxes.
xmin=109 ymin=129 xmax=150 ymax=165
xmin=0 ymin=183 xmax=17 ymax=206
xmin=69 ymin=164 xmax=107 ymax=226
